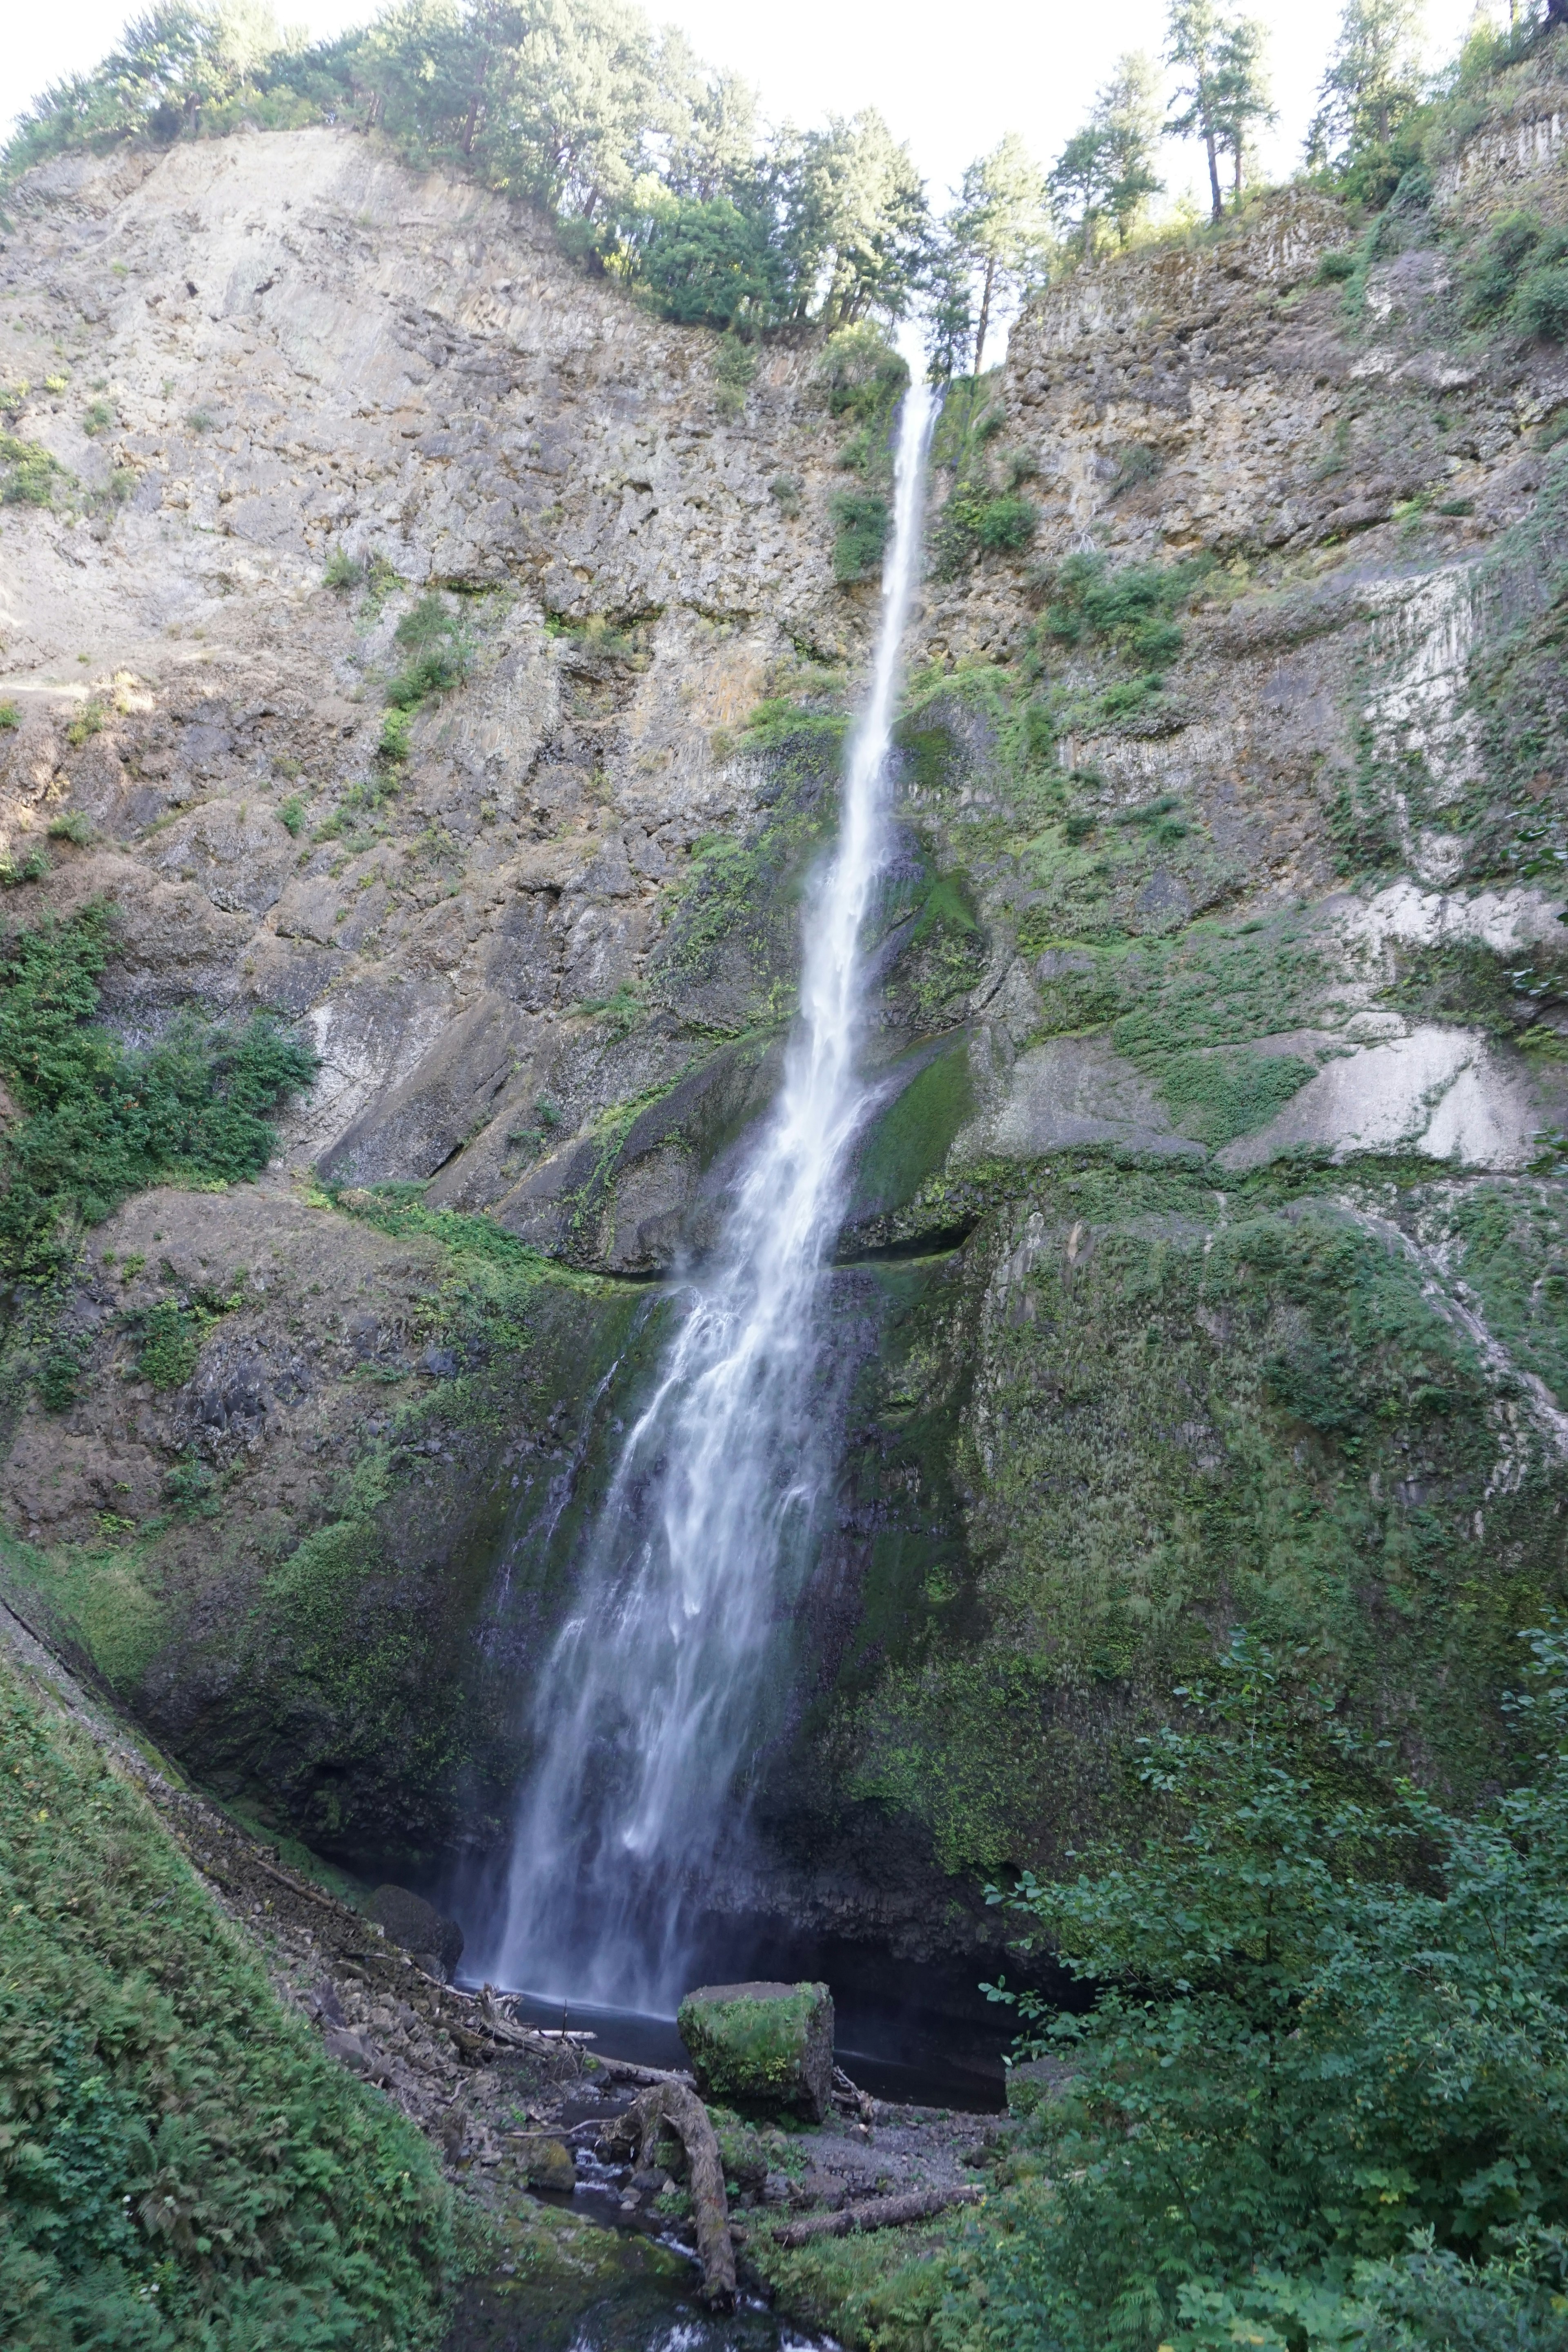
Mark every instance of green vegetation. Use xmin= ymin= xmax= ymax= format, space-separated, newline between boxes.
xmin=322 ymin=546 xmax=363 ymax=591
xmin=385 ymin=594 xmax=473 ymax=715
xmin=973 ymin=1631 xmax=1568 ymax=2350
xmin=1461 ymin=209 xmax=1568 ymax=340
xmin=0 ymin=907 xmax=315 ymax=1285
xmin=276 ymin=793 xmax=306 ymax=837
xmin=0 ymin=432 xmax=63 ymax=507
xmin=0 ymin=1650 xmax=466 ymax=2348
xmin=830 ymin=491 xmax=891 ymax=584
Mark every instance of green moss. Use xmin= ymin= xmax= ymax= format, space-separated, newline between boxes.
xmin=830 ymin=490 xmax=890 ymax=584
xmin=676 ymin=1982 xmax=828 ymax=2114
xmin=137 ymin=1301 xmax=199 ymax=1390
xmin=0 ymin=1650 xmax=468 ymax=2346
xmin=1158 ymin=1047 xmax=1317 ymax=1146
xmin=851 ymin=1040 xmax=976 ymax=1218
xmin=832 ymin=1183 xmax=1568 ymax=1886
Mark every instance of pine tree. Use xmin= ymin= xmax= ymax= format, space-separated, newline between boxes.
xmin=1214 ymin=15 xmax=1274 ymax=200
xmin=1307 ymin=0 xmax=1426 ymax=165
xmin=938 ymin=134 xmax=1052 ymax=376
xmin=1050 ymin=52 xmax=1163 ymax=256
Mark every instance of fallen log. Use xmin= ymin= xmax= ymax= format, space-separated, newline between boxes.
xmin=774 ymin=2183 xmax=982 ymax=2247
xmin=604 ymin=2080 xmax=735 ymax=2309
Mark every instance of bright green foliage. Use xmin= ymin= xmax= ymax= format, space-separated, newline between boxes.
xmin=0 ymin=1652 xmax=465 ymax=2348
xmin=978 ymin=1631 xmax=1568 ymax=2350
xmin=276 ymin=794 xmax=306 ymax=836
xmin=1461 ymin=211 xmax=1568 ymax=339
xmin=0 ymin=703 xmax=20 ymax=731
xmin=0 ymin=908 xmax=315 ymax=1282
xmin=931 ymin=135 xmax=1052 ymax=379
xmin=830 ymin=490 xmax=891 ymax=584
xmin=322 ymin=547 xmax=362 ymax=590
xmin=385 ymin=594 xmax=472 ymax=710
xmin=1040 ymin=552 xmax=1204 ymax=662
xmin=0 ymin=433 xmax=63 ymax=507
xmin=623 ymin=194 xmax=781 ymax=330
xmin=137 ymin=1301 xmax=200 ymax=1391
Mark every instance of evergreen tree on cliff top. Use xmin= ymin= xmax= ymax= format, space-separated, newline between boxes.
xmin=1165 ymin=0 xmax=1273 ymax=223
xmin=1307 ymin=0 xmax=1427 ymax=164
xmin=1050 ymin=51 xmax=1164 ymax=255
xmin=935 ymin=134 xmax=1053 ymax=376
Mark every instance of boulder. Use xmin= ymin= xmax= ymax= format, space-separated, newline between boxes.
xmin=523 ymin=2137 xmax=578 ymax=2194
xmin=365 ymin=1884 xmax=464 ymax=1979
xmin=677 ymin=1979 xmax=834 ymax=2121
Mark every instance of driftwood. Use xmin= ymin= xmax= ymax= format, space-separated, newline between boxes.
xmin=775 ymin=2183 xmax=982 ymax=2247
xmin=831 ymin=2064 xmax=878 ymax=2124
xmin=605 ymin=2080 xmax=735 ymax=2309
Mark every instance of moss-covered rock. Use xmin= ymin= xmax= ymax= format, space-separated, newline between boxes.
xmin=677 ymin=1979 xmax=834 ymax=2120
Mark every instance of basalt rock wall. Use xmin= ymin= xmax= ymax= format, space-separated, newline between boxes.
xmin=4 ymin=102 xmax=1568 ymax=1960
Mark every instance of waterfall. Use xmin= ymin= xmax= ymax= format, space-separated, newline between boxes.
xmin=487 ymin=368 xmax=938 ymax=2010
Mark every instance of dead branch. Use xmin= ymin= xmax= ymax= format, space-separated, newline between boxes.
xmin=604 ymin=2081 xmax=735 ymax=2308
xmin=774 ymin=2183 xmax=982 ymax=2247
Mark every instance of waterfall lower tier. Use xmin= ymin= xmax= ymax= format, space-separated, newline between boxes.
xmin=479 ymin=374 xmax=938 ymax=2009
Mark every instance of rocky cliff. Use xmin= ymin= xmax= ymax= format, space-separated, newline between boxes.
xmin=3 ymin=87 xmax=1568 ymax=1967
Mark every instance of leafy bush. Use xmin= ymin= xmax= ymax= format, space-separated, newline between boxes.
xmin=323 ymin=547 xmax=363 ymax=590
xmin=979 ymin=1630 xmax=1568 ymax=2352
xmin=0 ymin=908 xmax=315 ymax=1284
xmin=629 ymin=194 xmax=781 ymax=329
xmin=1317 ymin=249 xmax=1357 ymax=282
xmin=817 ymin=325 xmax=909 ymax=424
xmin=829 ymin=490 xmax=890 ymax=583
xmin=0 ymin=433 xmax=63 ymax=507
xmin=1517 ymin=262 xmax=1568 ymax=343
xmin=0 ymin=847 xmax=50 ymax=887
xmin=385 ymin=595 xmax=472 ymax=715
xmin=45 ymin=813 xmax=93 ymax=845
xmin=0 ymin=1655 xmax=465 ymax=2347
xmin=0 ymin=702 xmax=19 ymax=730
xmin=277 ymin=794 xmax=306 ymax=837
xmin=81 ymin=398 xmax=115 ymax=437
xmin=137 ymin=1300 xmax=200 ymax=1391
xmin=973 ymin=494 xmax=1037 ymax=552
xmin=768 ymin=472 xmax=802 ymax=517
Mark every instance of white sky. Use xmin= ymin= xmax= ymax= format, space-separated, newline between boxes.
xmin=5 ymin=0 xmax=1488 ymax=216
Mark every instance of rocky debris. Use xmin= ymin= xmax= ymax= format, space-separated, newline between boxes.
xmin=678 ymin=1979 xmax=835 ymax=2122
xmin=365 ymin=1881 xmax=465 ymax=1978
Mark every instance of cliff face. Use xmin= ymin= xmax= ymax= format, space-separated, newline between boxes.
xmin=3 ymin=104 xmax=1568 ymax=1959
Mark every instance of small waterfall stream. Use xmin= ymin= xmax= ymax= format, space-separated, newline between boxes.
xmin=486 ymin=371 xmax=938 ymax=2010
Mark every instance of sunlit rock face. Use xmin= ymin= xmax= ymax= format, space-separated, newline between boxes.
xmin=2 ymin=116 xmax=1568 ymax=1967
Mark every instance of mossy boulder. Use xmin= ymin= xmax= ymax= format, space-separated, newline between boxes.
xmin=677 ymin=1979 xmax=834 ymax=2120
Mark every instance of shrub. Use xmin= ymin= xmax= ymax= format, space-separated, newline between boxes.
xmin=631 ymin=194 xmax=782 ymax=329
xmin=0 ymin=908 xmax=316 ymax=1284
xmin=0 ymin=847 xmax=50 ymax=887
xmin=817 ymin=324 xmax=909 ymax=425
xmin=45 ymin=813 xmax=92 ymax=845
xmin=323 ymin=546 xmax=363 ymax=590
xmin=0 ymin=702 xmax=20 ymax=730
xmin=277 ymin=793 xmax=306 ymax=836
xmin=980 ymin=1629 xmax=1568 ymax=2351
xmin=379 ymin=707 xmax=414 ymax=764
xmin=0 ymin=433 xmax=62 ymax=507
xmin=973 ymin=494 xmax=1036 ymax=553
xmin=829 ymin=490 xmax=890 ymax=583
xmin=1517 ymin=262 xmax=1568 ymax=343
xmin=385 ymin=596 xmax=472 ymax=713
xmin=0 ymin=1658 xmax=464 ymax=2345
xmin=768 ymin=472 xmax=802 ymax=517
xmin=1317 ymin=249 xmax=1357 ymax=281
xmin=137 ymin=1299 xmax=199 ymax=1390
xmin=81 ymin=399 xmax=114 ymax=437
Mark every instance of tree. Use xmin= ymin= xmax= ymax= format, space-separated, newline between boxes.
xmin=1050 ymin=52 xmax=1163 ymax=254
xmin=981 ymin=1629 xmax=1568 ymax=2351
xmin=775 ymin=111 xmax=929 ymax=327
xmin=1307 ymin=0 xmax=1426 ymax=166
xmin=1165 ymin=0 xmax=1226 ymax=222
xmin=938 ymin=134 xmax=1053 ymax=378
xmin=1213 ymin=13 xmax=1274 ymax=200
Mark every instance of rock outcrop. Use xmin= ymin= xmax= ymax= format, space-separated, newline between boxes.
xmin=3 ymin=99 xmax=1568 ymax=1964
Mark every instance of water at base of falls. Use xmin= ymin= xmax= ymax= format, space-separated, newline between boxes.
xmin=477 ymin=372 xmax=938 ymax=2011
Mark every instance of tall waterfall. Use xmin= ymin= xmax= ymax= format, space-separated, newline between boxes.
xmin=490 ymin=370 xmax=938 ymax=2009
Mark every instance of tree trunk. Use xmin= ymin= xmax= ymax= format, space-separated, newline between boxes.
xmin=775 ymin=2184 xmax=982 ymax=2247
xmin=1205 ymin=129 xmax=1223 ymax=225
xmin=973 ymin=253 xmax=996 ymax=378
xmin=606 ymin=2083 xmax=735 ymax=2310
